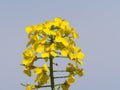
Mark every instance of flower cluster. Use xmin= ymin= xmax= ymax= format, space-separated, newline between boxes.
xmin=22 ymin=17 xmax=85 ymax=90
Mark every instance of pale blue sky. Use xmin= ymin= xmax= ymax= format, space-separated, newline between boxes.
xmin=0 ymin=0 xmax=120 ymax=90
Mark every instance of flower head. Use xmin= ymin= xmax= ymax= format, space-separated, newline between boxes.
xmin=22 ymin=16 xmax=85 ymax=90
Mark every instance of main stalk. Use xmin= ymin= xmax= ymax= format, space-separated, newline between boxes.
xmin=50 ymin=56 xmax=55 ymax=90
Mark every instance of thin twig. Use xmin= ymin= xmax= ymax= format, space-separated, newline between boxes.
xmin=54 ymin=76 xmax=68 ymax=79
xmin=53 ymin=70 xmax=67 ymax=72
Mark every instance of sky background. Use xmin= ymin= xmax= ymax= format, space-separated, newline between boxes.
xmin=0 ymin=0 xmax=120 ymax=90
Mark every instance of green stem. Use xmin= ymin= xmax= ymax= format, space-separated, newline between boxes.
xmin=36 ymin=84 xmax=61 ymax=88
xmin=54 ymin=76 xmax=68 ymax=79
xmin=50 ymin=56 xmax=55 ymax=90
xmin=53 ymin=70 xmax=67 ymax=72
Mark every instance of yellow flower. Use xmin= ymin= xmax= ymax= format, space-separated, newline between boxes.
xmin=61 ymin=49 xmax=68 ymax=56
xmin=26 ymin=26 xmax=33 ymax=34
xmin=74 ymin=47 xmax=85 ymax=60
xmin=41 ymin=44 xmax=57 ymax=58
xmin=22 ymin=48 xmax=37 ymax=66
xmin=34 ymin=64 xmax=49 ymax=74
xmin=71 ymin=28 xmax=79 ymax=39
xmin=43 ymin=28 xmax=56 ymax=35
xmin=35 ymin=73 xmax=49 ymax=86
xmin=53 ymin=16 xmax=62 ymax=26
xmin=60 ymin=20 xmax=69 ymax=30
xmin=35 ymin=24 xmax=43 ymax=31
xmin=43 ymin=64 xmax=49 ymax=72
xmin=55 ymin=36 xmax=68 ymax=47
xmin=44 ymin=20 xmax=53 ymax=29
xmin=34 ymin=67 xmax=42 ymax=75
xmin=25 ymin=25 xmax=37 ymax=38
xmin=66 ymin=63 xmax=75 ymax=73
xmin=76 ymin=52 xmax=85 ymax=60
xmin=61 ymin=81 xmax=70 ymax=90
xmin=22 ymin=48 xmax=37 ymax=76
xmin=41 ymin=52 xmax=49 ymax=58
xmin=23 ymin=67 xmax=32 ymax=77
xmin=68 ymin=75 xmax=75 ymax=84
xmin=26 ymin=34 xmax=40 ymax=47
xmin=32 ymin=39 xmax=45 ymax=53
xmin=34 ymin=64 xmax=49 ymax=85
xmin=76 ymin=69 xmax=84 ymax=77
xmin=26 ymin=85 xmax=36 ymax=90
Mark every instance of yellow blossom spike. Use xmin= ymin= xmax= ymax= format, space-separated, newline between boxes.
xmin=22 ymin=16 xmax=85 ymax=90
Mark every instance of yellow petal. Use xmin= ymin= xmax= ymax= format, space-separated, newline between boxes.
xmin=49 ymin=30 xmax=56 ymax=35
xmin=41 ymin=36 xmax=47 ymax=44
xmin=50 ymin=44 xmax=56 ymax=50
xmin=41 ymin=52 xmax=49 ymax=58
xmin=54 ymin=17 xmax=62 ymax=26
xmin=77 ymin=52 xmax=85 ymax=59
xmin=61 ymin=49 xmax=68 ymax=56
xmin=61 ymin=38 xmax=68 ymax=47
xmin=69 ymin=53 xmax=74 ymax=60
xmin=50 ymin=51 xmax=57 ymax=57
xmin=62 ymin=20 xmax=69 ymax=26
xmin=55 ymin=36 xmax=62 ymax=42
xmin=35 ymin=73 xmax=49 ymax=86
xmin=25 ymin=26 xmax=32 ymax=34
xmin=36 ymin=45 xmax=44 ymax=53
xmin=34 ymin=67 xmax=42 ymax=75
xmin=35 ymin=24 xmax=43 ymax=31
xmin=22 ymin=59 xmax=32 ymax=66
xmin=54 ymin=17 xmax=62 ymax=23
xmin=71 ymin=28 xmax=79 ymax=39
xmin=43 ymin=64 xmax=49 ymax=72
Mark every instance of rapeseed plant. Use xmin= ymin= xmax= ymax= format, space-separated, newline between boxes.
xmin=21 ymin=17 xmax=85 ymax=90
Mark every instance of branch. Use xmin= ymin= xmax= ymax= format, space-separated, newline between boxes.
xmin=53 ymin=70 xmax=68 ymax=72
xmin=54 ymin=76 xmax=68 ymax=79
xmin=36 ymin=84 xmax=62 ymax=88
